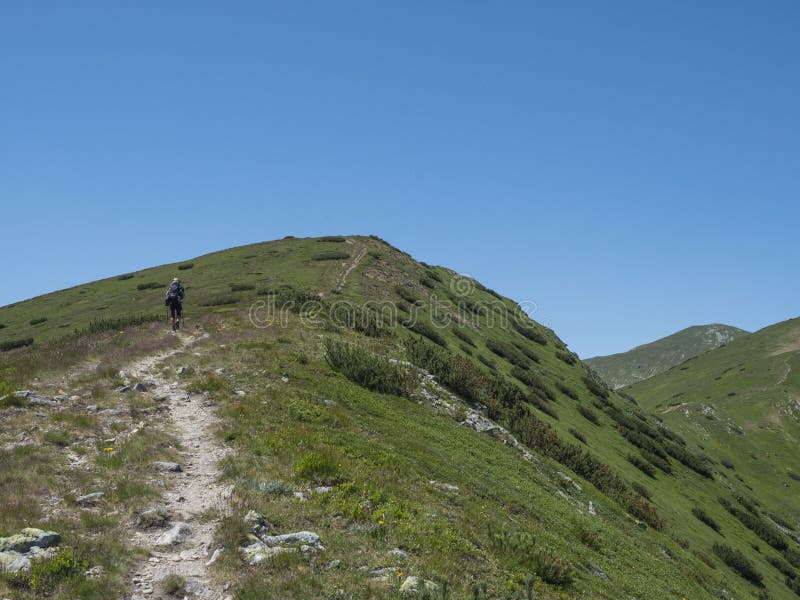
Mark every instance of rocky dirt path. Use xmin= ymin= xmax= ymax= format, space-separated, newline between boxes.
xmin=336 ymin=241 xmax=367 ymax=292
xmin=126 ymin=333 xmax=232 ymax=600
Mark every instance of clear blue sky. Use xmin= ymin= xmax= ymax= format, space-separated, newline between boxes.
xmin=2 ymin=2 xmax=798 ymax=357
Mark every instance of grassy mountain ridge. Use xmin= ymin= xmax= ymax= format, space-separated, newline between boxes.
xmin=586 ymin=324 xmax=749 ymax=389
xmin=1 ymin=235 xmax=798 ymax=598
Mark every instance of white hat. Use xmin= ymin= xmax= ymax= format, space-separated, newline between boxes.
xmin=173 ymin=277 xmax=179 ymax=282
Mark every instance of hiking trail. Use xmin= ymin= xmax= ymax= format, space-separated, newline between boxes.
xmin=126 ymin=332 xmax=232 ymax=600
xmin=336 ymin=242 xmax=367 ymax=292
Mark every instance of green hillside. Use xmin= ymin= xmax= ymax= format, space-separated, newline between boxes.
xmin=586 ymin=324 xmax=749 ymax=389
xmin=1 ymin=236 xmax=798 ymax=599
xmin=629 ymin=318 xmax=800 ymax=536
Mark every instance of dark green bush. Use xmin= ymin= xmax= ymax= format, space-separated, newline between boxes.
xmin=395 ymin=285 xmax=424 ymax=306
xmin=513 ymin=341 xmax=541 ymax=363
xmin=294 ymin=451 xmax=341 ymax=483
xmin=0 ymin=338 xmax=33 ymax=352
xmin=556 ymin=382 xmax=579 ymax=400
xmin=200 ymin=295 xmax=239 ymax=307
xmin=582 ymin=375 xmax=609 ymax=399
xmin=766 ymin=555 xmax=797 ymax=580
xmin=403 ymin=318 xmax=447 ymax=347
xmin=317 ymin=236 xmax=346 ymax=242
xmin=404 ymin=337 xmax=664 ymax=530
xmin=486 ymin=338 xmax=530 ymax=369
xmin=641 ymin=450 xmax=672 ymax=474
xmin=477 ymin=355 xmax=496 ymax=370
xmin=453 ymin=327 xmax=475 ymax=347
xmin=136 ymin=282 xmax=162 ymax=290
xmin=722 ymin=501 xmax=787 ymax=551
xmin=713 ymin=543 xmax=763 ymax=585
xmin=692 ymin=507 xmax=721 ymax=532
xmin=459 ymin=343 xmax=473 ymax=356
xmin=117 ymin=273 xmax=135 ymax=280
xmin=788 ymin=470 xmax=800 ymax=482
xmin=312 ymin=251 xmax=350 ymax=261
xmin=663 ymin=441 xmax=713 ymax=478
xmin=511 ymin=367 xmax=555 ymax=402
xmin=258 ymin=287 xmax=320 ymax=314
xmin=556 ymin=350 xmax=578 ymax=365
xmin=619 ymin=426 xmax=668 ymax=459
xmin=632 ymin=481 xmax=652 ymax=500
xmin=570 ymin=428 xmax=586 ymax=444
xmin=721 ymin=459 xmax=736 ymax=470
xmin=328 ymin=303 xmax=390 ymax=337
xmin=512 ymin=319 xmax=548 ymax=345
xmin=419 ymin=276 xmax=438 ymax=289
xmin=577 ymin=404 xmax=599 ymax=425
xmin=230 ymin=283 xmax=256 ymax=292
xmin=628 ymin=454 xmax=656 ymax=478
xmin=424 ymin=269 xmax=443 ymax=283
xmin=325 ymin=339 xmax=414 ymax=396
xmin=29 ymin=317 xmax=48 ymax=326
xmin=177 ymin=263 xmax=194 ymax=270
xmin=786 ymin=574 xmax=800 ymax=596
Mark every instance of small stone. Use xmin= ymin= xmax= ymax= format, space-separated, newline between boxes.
xmin=115 ymin=385 xmax=132 ymax=393
xmin=133 ymin=382 xmax=150 ymax=393
xmin=240 ymin=542 xmax=295 ymax=565
xmin=326 ymin=559 xmax=343 ymax=570
xmin=153 ymin=461 xmax=182 ymax=473
xmin=244 ymin=511 xmax=270 ymax=536
xmin=260 ymin=531 xmax=321 ymax=547
xmin=588 ymin=501 xmax=597 ymax=516
xmin=76 ymin=492 xmax=105 ymax=507
xmin=85 ymin=565 xmax=105 ymax=579
xmin=86 ymin=405 xmax=97 ymax=412
xmin=0 ymin=551 xmax=31 ymax=573
xmin=154 ymin=522 xmax=191 ymax=546
xmin=206 ymin=547 xmax=223 ymax=566
xmin=69 ymin=395 xmax=81 ymax=402
xmin=234 ymin=390 xmax=246 ymax=396
xmin=314 ymin=486 xmax=332 ymax=495
xmin=293 ymin=491 xmax=306 ymax=501
xmin=389 ymin=548 xmax=409 ymax=559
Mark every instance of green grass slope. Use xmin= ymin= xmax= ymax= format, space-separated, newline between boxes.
xmin=586 ymin=324 xmax=749 ymax=389
xmin=629 ymin=318 xmax=800 ymax=532
xmin=1 ymin=235 xmax=798 ymax=598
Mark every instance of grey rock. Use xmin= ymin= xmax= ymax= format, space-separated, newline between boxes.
xmin=234 ymin=390 xmax=246 ymax=397
xmin=400 ymin=576 xmax=439 ymax=594
xmin=314 ymin=486 xmax=332 ymax=495
xmin=14 ymin=391 xmax=56 ymax=406
xmin=115 ymin=385 xmax=132 ymax=393
xmin=205 ymin=548 xmax=223 ymax=566
xmin=86 ymin=405 xmax=97 ymax=412
xmin=370 ymin=566 xmax=397 ymax=578
xmin=153 ymin=461 xmax=182 ymax=473
xmin=591 ymin=566 xmax=610 ymax=580
xmin=0 ymin=551 xmax=31 ymax=573
xmin=76 ymin=492 xmax=105 ymax=507
xmin=326 ymin=559 xmax=343 ymax=570
xmin=99 ymin=408 xmax=125 ymax=416
xmin=240 ymin=542 xmax=295 ymax=565
xmin=244 ymin=511 xmax=270 ymax=536
xmin=0 ymin=528 xmax=61 ymax=553
xmin=260 ymin=531 xmax=321 ymax=548
xmin=85 ymin=565 xmax=105 ymax=579
xmin=154 ymin=522 xmax=191 ymax=546
xmin=137 ymin=508 xmax=171 ymax=529
xmin=588 ymin=501 xmax=597 ymax=516
xmin=133 ymin=382 xmax=150 ymax=392
xmin=389 ymin=548 xmax=409 ymax=559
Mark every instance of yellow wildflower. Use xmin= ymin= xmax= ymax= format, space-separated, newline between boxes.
xmin=103 ymin=447 xmax=114 ymax=452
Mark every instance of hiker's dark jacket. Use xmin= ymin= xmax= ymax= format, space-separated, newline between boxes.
xmin=165 ymin=282 xmax=185 ymax=305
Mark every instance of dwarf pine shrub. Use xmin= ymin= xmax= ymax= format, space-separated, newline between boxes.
xmin=403 ymin=318 xmax=447 ymax=347
xmin=312 ymin=250 xmax=350 ymax=261
xmin=177 ymin=262 xmax=195 ymax=270
xmin=453 ymin=327 xmax=475 ymax=347
xmin=230 ymin=283 xmax=256 ymax=292
xmin=692 ymin=507 xmax=721 ymax=532
xmin=117 ymin=273 xmax=135 ymax=280
xmin=0 ymin=338 xmax=34 ymax=352
xmin=136 ymin=282 xmax=162 ymax=290
xmin=713 ymin=543 xmax=763 ymax=585
xmin=29 ymin=317 xmax=48 ymax=325
xmin=325 ymin=339 xmax=414 ymax=396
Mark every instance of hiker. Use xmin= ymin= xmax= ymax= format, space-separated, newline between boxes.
xmin=165 ymin=277 xmax=185 ymax=331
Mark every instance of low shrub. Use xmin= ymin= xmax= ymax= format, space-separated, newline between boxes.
xmin=713 ymin=543 xmax=763 ymax=585
xmin=177 ymin=263 xmax=195 ymax=270
xmin=459 ymin=343 xmax=473 ymax=356
xmin=328 ymin=303 xmax=390 ymax=337
xmin=258 ymin=287 xmax=320 ymax=314
xmin=692 ymin=507 xmax=721 ymax=532
xmin=556 ymin=350 xmax=578 ymax=365
xmin=395 ymin=285 xmax=424 ymax=306
xmin=136 ymin=282 xmax=162 ymax=290
xmin=556 ymin=382 xmax=579 ymax=400
xmin=312 ymin=250 xmax=350 ymax=261
xmin=721 ymin=459 xmax=736 ymax=470
xmin=486 ymin=338 xmax=530 ymax=369
xmin=317 ymin=236 xmax=346 ymax=243
xmin=294 ymin=451 xmax=341 ymax=483
xmin=722 ymin=500 xmax=787 ymax=551
xmin=117 ymin=273 xmax=135 ymax=280
xmin=664 ymin=441 xmax=713 ymax=478
xmin=403 ymin=318 xmax=447 ymax=347
xmin=632 ymin=481 xmax=652 ymax=500
xmin=419 ymin=276 xmax=438 ymax=289
xmin=511 ymin=367 xmax=555 ymax=402
xmin=641 ymin=449 xmax=672 ymax=474
xmin=788 ymin=470 xmax=800 ymax=482
xmin=786 ymin=575 xmax=800 ymax=596
xmin=513 ymin=341 xmax=541 ymax=363
xmin=230 ymin=283 xmax=256 ymax=292
xmin=570 ymin=428 xmax=586 ymax=444
xmin=0 ymin=337 xmax=34 ymax=352
xmin=477 ymin=355 xmax=496 ymax=370
xmin=512 ymin=319 xmax=548 ymax=345
xmin=577 ymin=404 xmax=599 ymax=425
xmin=325 ymin=339 xmax=414 ymax=396
xmin=200 ymin=295 xmax=238 ymax=307
xmin=453 ymin=327 xmax=475 ymax=347
xmin=766 ymin=555 xmax=797 ymax=580
xmin=29 ymin=317 xmax=48 ymax=325
xmin=424 ymin=269 xmax=443 ymax=283
xmin=582 ymin=375 xmax=609 ymax=399
xmin=628 ymin=454 xmax=656 ymax=478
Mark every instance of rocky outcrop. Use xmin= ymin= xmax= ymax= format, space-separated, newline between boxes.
xmin=0 ymin=528 xmax=61 ymax=573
